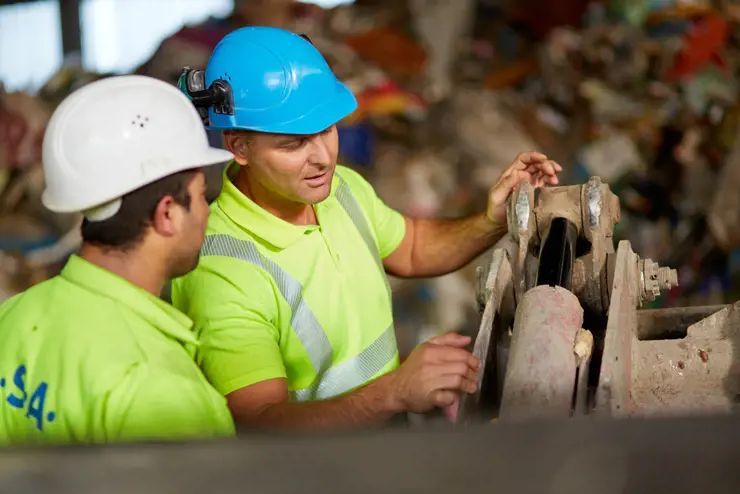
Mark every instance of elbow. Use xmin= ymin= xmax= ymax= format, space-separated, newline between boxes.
xmin=382 ymin=247 xmax=421 ymax=278
xmin=225 ymin=379 xmax=289 ymax=429
xmin=228 ymin=400 xmax=286 ymax=432
xmin=384 ymin=258 xmax=416 ymax=279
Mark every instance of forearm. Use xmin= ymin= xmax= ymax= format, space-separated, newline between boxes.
xmin=234 ymin=374 xmax=402 ymax=431
xmin=407 ymin=212 xmax=506 ymax=277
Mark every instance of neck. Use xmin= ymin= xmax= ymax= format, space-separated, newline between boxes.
xmin=234 ymin=167 xmax=317 ymax=226
xmin=79 ymin=243 xmax=167 ymax=296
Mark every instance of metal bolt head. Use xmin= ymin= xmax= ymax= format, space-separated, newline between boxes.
xmin=638 ymin=256 xmax=678 ymax=304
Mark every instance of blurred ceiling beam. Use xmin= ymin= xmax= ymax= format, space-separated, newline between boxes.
xmin=59 ymin=0 xmax=81 ymax=56
xmin=0 ymin=0 xmax=54 ymax=5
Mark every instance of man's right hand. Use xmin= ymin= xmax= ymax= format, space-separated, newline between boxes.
xmin=387 ymin=332 xmax=480 ymax=414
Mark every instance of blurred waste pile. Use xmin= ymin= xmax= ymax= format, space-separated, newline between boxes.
xmin=0 ymin=68 xmax=108 ymax=301
xmin=4 ymin=0 xmax=740 ymax=355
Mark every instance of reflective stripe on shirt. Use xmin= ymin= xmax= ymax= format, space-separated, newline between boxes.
xmin=199 ymin=176 xmax=396 ymax=400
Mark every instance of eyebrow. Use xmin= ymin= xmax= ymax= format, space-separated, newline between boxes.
xmin=274 ymin=126 xmax=332 ymax=145
xmin=275 ymin=135 xmax=308 ymax=146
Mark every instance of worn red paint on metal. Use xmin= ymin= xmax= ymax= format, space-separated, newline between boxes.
xmin=500 ymin=285 xmax=584 ymax=421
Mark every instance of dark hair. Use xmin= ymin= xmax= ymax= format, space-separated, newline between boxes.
xmin=81 ymin=170 xmax=198 ymax=251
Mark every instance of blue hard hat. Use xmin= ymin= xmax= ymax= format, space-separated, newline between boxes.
xmin=204 ymin=26 xmax=358 ymax=135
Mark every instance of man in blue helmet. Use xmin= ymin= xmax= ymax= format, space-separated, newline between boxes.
xmin=173 ymin=26 xmax=562 ymax=430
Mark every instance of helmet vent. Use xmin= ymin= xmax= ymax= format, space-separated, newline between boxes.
xmin=131 ymin=115 xmax=150 ymax=128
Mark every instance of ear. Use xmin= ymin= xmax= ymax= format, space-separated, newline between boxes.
xmin=223 ymin=131 xmax=249 ymax=166
xmin=150 ymin=195 xmax=183 ymax=237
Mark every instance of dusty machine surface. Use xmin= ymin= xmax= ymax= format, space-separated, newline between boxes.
xmin=3 ymin=415 xmax=740 ymax=494
xmin=458 ymin=176 xmax=740 ymax=423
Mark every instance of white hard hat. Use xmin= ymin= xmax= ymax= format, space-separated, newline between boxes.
xmin=41 ymin=74 xmax=233 ymax=221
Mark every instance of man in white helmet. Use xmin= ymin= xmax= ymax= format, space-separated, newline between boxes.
xmin=0 ymin=75 xmax=235 ymax=445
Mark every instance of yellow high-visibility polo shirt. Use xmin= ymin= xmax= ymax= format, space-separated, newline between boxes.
xmin=172 ymin=163 xmax=406 ymax=400
xmin=0 ymin=255 xmax=235 ymax=445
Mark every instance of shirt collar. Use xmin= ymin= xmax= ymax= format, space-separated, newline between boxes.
xmin=61 ymin=255 xmax=198 ymax=346
xmin=214 ymin=161 xmax=338 ymax=250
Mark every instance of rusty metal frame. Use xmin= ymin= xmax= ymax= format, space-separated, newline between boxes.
xmin=595 ymin=240 xmax=639 ymax=417
xmin=459 ymin=245 xmax=514 ymax=423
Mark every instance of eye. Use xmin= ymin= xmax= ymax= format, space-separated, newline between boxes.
xmin=282 ymin=138 xmax=307 ymax=150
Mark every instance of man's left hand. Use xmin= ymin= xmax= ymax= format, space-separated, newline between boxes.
xmin=487 ymin=152 xmax=562 ymax=224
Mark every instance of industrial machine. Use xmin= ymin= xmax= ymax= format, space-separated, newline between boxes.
xmin=457 ymin=176 xmax=740 ymax=423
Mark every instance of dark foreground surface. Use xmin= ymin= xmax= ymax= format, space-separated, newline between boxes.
xmin=1 ymin=415 xmax=739 ymax=493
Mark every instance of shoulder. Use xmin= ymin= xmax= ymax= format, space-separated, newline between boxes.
xmin=172 ymin=240 xmax=280 ymax=319
xmin=334 ymin=165 xmax=381 ymax=210
xmin=177 ymin=241 xmax=277 ymax=297
xmin=0 ymin=277 xmax=129 ymax=335
xmin=0 ymin=288 xmax=31 ymax=318
xmin=0 ymin=275 xmax=60 ymax=311
xmin=0 ymin=281 xmax=149 ymax=392
xmin=335 ymin=165 xmax=374 ymax=193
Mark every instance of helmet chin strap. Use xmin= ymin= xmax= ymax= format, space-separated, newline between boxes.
xmin=83 ymin=198 xmax=122 ymax=222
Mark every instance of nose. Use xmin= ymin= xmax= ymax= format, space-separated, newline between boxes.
xmin=308 ymin=134 xmax=332 ymax=165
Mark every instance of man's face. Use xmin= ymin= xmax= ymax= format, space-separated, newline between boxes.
xmin=169 ymin=171 xmax=210 ymax=278
xmin=231 ymin=125 xmax=339 ymax=205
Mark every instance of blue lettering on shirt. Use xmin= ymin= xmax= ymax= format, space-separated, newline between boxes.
xmin=1 ymin=364 xmax=55 ymax=431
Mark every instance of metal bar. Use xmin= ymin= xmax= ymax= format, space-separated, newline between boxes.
xmin=636 ymin=305 xmax=728 ymax=341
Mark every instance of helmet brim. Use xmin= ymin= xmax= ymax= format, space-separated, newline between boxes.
xmin=190 ymin=147 xmax=235 ymax=168
xmin=41 ymin=146 xmax=234 ymax=215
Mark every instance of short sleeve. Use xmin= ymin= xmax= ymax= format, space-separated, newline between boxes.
xmin=172 ymin=257 xmax=287 ymax=395
xmin=105 ymin=363 xmax=235 ymax=443
xmin=336 ymin=166 xmax=407 ymax=259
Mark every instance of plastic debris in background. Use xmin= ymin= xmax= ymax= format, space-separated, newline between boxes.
xmin=539 ymin=27 xmax=583 ymax=107
xmin=431 ymin=272 xmax=479 ymax=338
xmin=484 ymin=57 xmax=539 ymax=90
xmin=409 ymin=0 xmax=476 ymax=102
xmin=337 ymin=121 xmax=375 ymax=169
xmin=611 ymin=0 xmax=675 ymax=27
xmin=0 ymin=91 xmax=48 ymax=171
xmin=342 ymin=27 xmax=428 ymax=80
xmin=579 ymin=79 xmax=645 ymax=123
xmin=508 ymin=0 xmax=591 ymax=39
xmin=344 ymin=69 xmax=427 ymax=124
xmin=682 ymin=65 xmax=736 ymax=115
xmin=0 ymin=91 xmax=28 ymax=170
xmin=578 ymin=129 xmax=645 ymax=183
xmin=664 ymin=12 xmax=730 ymax=82
xmin=447 ymin=88 xmax=540 ymax=180
xmin=402 ymin=149 xmax=459 ymax=218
